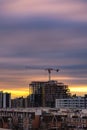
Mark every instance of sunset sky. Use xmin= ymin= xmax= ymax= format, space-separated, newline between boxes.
xmin=0 ymin=0 xmax=87 ymax=98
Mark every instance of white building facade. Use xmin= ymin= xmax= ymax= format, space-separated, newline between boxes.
xmin=55 ymin=96 xmax=87 ymax=109
xmin=3 ymin=92 xmax=11 ymax=108
xmin=0 ymin=91 xmax=3 ymax=108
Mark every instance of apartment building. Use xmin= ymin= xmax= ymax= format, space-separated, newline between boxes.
xmin=0 ymin=91 xmax=11 ymax=108
xmin=55 ymin=96 xmax=87 ymax=109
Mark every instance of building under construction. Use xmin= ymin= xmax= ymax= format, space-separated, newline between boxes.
xmin=29 ymin=80 xmax=71 ymax=107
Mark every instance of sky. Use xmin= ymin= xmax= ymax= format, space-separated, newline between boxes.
xmin=0 ymin=0 xmax=87 ymax=98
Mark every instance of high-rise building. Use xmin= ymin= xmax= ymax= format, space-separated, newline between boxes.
xmin=0 ymin=91 xmax=3 ymax=108
xmin=0 ymin=91 xmax=11 ymax=108
xmin=29 ymin=80 xmax=71 ymax=107
xmin=3 ymin=92 xmax=11 ymax=108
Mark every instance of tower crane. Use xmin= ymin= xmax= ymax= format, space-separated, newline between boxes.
xmin=45 ymin=68 xmax=59 ymax=81
xmin=25 ymin=66 xmax=59 ymax=81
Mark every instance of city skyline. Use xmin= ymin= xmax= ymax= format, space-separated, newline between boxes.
xmin=0 ymin=0 xmax=87 ymax=98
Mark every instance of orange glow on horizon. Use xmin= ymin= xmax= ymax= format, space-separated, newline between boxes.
xmin=69 ymin=85 xmax=87 ymax=96
xmin=2 ymin=89 xmax=29 ymax=99
xmin=1 ymin=85 xmax=87 ymax=99
xmin=0 ymin=75 xmax=87 ymax=98
xmin=70 ymin=87 xmax=87 ymax=92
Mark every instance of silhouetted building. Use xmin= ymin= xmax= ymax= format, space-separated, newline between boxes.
xmin=29 ymin=80 xmax=71 ymax=107
xmin=24 ymin=96 xmax=30 ymax=108
xmin=11 ymin=96 xmax=25 ymax=108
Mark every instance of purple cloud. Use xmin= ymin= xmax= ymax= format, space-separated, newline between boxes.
xmin=0 ymin=0 xmax=87 ymax=96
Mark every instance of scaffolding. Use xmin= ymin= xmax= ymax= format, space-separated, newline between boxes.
xmin=29 ymin=80 xmax=71 ymax=107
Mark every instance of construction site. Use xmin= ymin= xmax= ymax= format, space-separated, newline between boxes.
xmin=0 ymin=68 xmax=77 ymax=130
xmin=28 ymin=67 xmax=71 ymax=108
xmin=29 ymin=80 xmax=71 ymax=107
